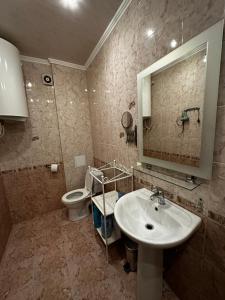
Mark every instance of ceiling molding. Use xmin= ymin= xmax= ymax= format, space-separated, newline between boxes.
xmin=48 ymin=58 xmax=86 ymax=70
xmin=20 ymin=55 xmax=86 ymax=70
xmin=20 ymin=55 xmax=50 ymax=65
xmin=85 ymin=0 xmax=132 ymax=69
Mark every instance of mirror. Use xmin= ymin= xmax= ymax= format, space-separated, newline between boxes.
xmin=121 ymin=111 xmax=133 ymax=129
xmin=143 ymin=48 xmax=206 ymax=168
xmin=138 ymin=20 xmax=224 ymax=179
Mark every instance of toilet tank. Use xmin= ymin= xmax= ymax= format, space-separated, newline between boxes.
xmin=0 ymin=38 xmax=28 ymax=121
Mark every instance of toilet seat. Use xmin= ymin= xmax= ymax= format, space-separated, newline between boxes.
xmin=61 ymin=167 xmax=103 ymax=221
xmin=62 ymin=188 xmax=90 ymax=205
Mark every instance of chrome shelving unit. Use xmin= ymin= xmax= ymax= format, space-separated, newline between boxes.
xmin=89 ymin=160 xmax=134 ymax=262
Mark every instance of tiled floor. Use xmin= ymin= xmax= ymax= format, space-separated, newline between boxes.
xmin=0 ymin=209 xmax=178 ymax=300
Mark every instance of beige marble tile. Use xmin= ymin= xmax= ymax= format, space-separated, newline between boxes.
xmin=0 ymin=61 xmax=71 ymax=223
xmin=0 ymin=257 xmax=34 ymax=298
xmin=87 ymin=0 xmax=225 ymax=174
xmin=2 ymin=165 xmax=66 ymax=223
xmin=214 ymin=106 xmax=225 ymax=163
xmin=87 ymin=4 xmax=225 ymax=300
xmin=1 ymin=283 xmax=34 ymax=300
xmin=0 ymin=2 xmax=225 ymax=300
xmin=52 ymin=64 xmax=93 ymax=190
xmin=0 ymin=62 xmax=62 ymax=172
xmin=165 ymin=247 xmax=204 ymax=300
xmin=200 ymin=259 xmax=225 ymax=300
xmin=34 ymin=269 xmax=73 ymax=300
xmin=0 ymin=210 xmax=146 ymax=300
xmin=183 ymin=0 xmax=225 ymax=43
xmin=176 ymin=182 xmax=209 ymax=216
xmin=209 ymin=164 xmax=225 ymax=217
xmin=0 ymin=60 xmax=67 ymax=225
xmin=0 ymin=176 xmax=12 ymax=262
xmin=205 ymin=218 xmax=225 ymax=273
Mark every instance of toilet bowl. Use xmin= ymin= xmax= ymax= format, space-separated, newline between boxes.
xmin=62 ymin=168 xmax=102 ymax=221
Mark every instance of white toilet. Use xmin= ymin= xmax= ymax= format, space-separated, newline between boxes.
xmin=62 ymin=168 xmax=103 ymax=221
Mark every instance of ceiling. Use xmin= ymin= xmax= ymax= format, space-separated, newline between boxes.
xmin=0 ymin=0 xmax=123 ymax=65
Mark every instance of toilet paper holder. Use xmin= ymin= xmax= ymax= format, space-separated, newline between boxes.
xmin=46 ymin=163 xmax=59 ymax=173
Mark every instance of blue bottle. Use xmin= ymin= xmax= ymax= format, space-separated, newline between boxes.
xmin=101 ymin=215 xmax=113 ymax=238
xmin=93 ymin=203 xmax=101 ymax=228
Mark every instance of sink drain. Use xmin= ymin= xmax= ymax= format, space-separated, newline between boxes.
xmin=145 ymin=224 xmax=154 ymax=230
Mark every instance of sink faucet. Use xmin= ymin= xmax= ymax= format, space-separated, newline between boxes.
xmin=150 ymin=186 xmax=166 ymax=205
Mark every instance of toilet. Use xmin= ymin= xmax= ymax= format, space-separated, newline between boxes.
xmin=62 ymin=168 xmax=103 ymax=221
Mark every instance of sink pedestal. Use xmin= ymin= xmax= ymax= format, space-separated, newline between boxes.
xmin=137 ymin=245 xmax=163 ymax=300
xmin=114 ymin=188 xmax=201 ymax=299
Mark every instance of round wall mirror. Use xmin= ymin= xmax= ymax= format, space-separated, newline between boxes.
xmin=121 ymin=111 xmax=133 ymax=129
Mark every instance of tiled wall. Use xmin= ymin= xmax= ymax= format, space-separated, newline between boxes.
xmin=134 ymin=169 xmax=225 ymax=299
xmin=2 ymin=165 xmax=66 ymax=223
xmin=87 ymin=0 xmax=225 ymax=299
xmin=0 ymin=176 xmax=12 ymax=262
xmin=0 ymin=62 xmax=65 ymax=223
xmin=52 ymin=64 xmax=93 ymax=190
xmin=0 ymin=61 xmax=93 ymax=223
xmin=0 ymin=62 xmax=62 ymax=171
xmin=144 ymin=50 xmax=205 ymax=167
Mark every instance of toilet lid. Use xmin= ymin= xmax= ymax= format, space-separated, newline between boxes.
xmin=62 ymin=188 xmax=90 ymax=204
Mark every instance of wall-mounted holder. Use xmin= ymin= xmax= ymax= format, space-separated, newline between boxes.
xmin=128 ymin=100 xmax=136 ymax=110
xmin=176 ymin=107 xmax=200 ymax=136
xmin=46 ymin=163 xmax=59 ymax=173
xmin=136 ymin=163 xmax=201 ymax=191
xmin=126 ymin=125 xmax=137 ymax=145
xmin=121 ymin=112 xmax=137 ymax=146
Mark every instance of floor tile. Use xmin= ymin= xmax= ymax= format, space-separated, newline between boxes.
xmin=0 ymin=209 xmax=179 ymax=300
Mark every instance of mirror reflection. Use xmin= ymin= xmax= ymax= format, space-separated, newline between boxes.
xmin=143 ymin=48 xmax=207 ymax=167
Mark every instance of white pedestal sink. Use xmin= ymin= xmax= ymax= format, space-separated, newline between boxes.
xmin=114 ymin=188 xmax=201 ymax=300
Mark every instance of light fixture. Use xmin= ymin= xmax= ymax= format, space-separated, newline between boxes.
xmin=170 ymin=39 xmax=178 ymax=48
xmin=60 ymin=0 xmax=81 ymax=10
xmin=147 ymin=29 xmax=154 ymax=38
xmin=27 ymin=82 xmax=32 ymax=88
xmin=203 ymin=55 xmax=207 ymax=63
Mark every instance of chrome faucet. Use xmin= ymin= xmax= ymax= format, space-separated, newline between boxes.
xmin=150 ymin=186 xmax=166 ymax=205
xmin=150 ymin=186 xmax=159 ymax=199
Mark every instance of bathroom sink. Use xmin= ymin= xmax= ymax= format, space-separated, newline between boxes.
xmin=114 ymin=188 xmax=201 ymax=249
xmin=114 ymin=188 xmax=201 ymax=300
